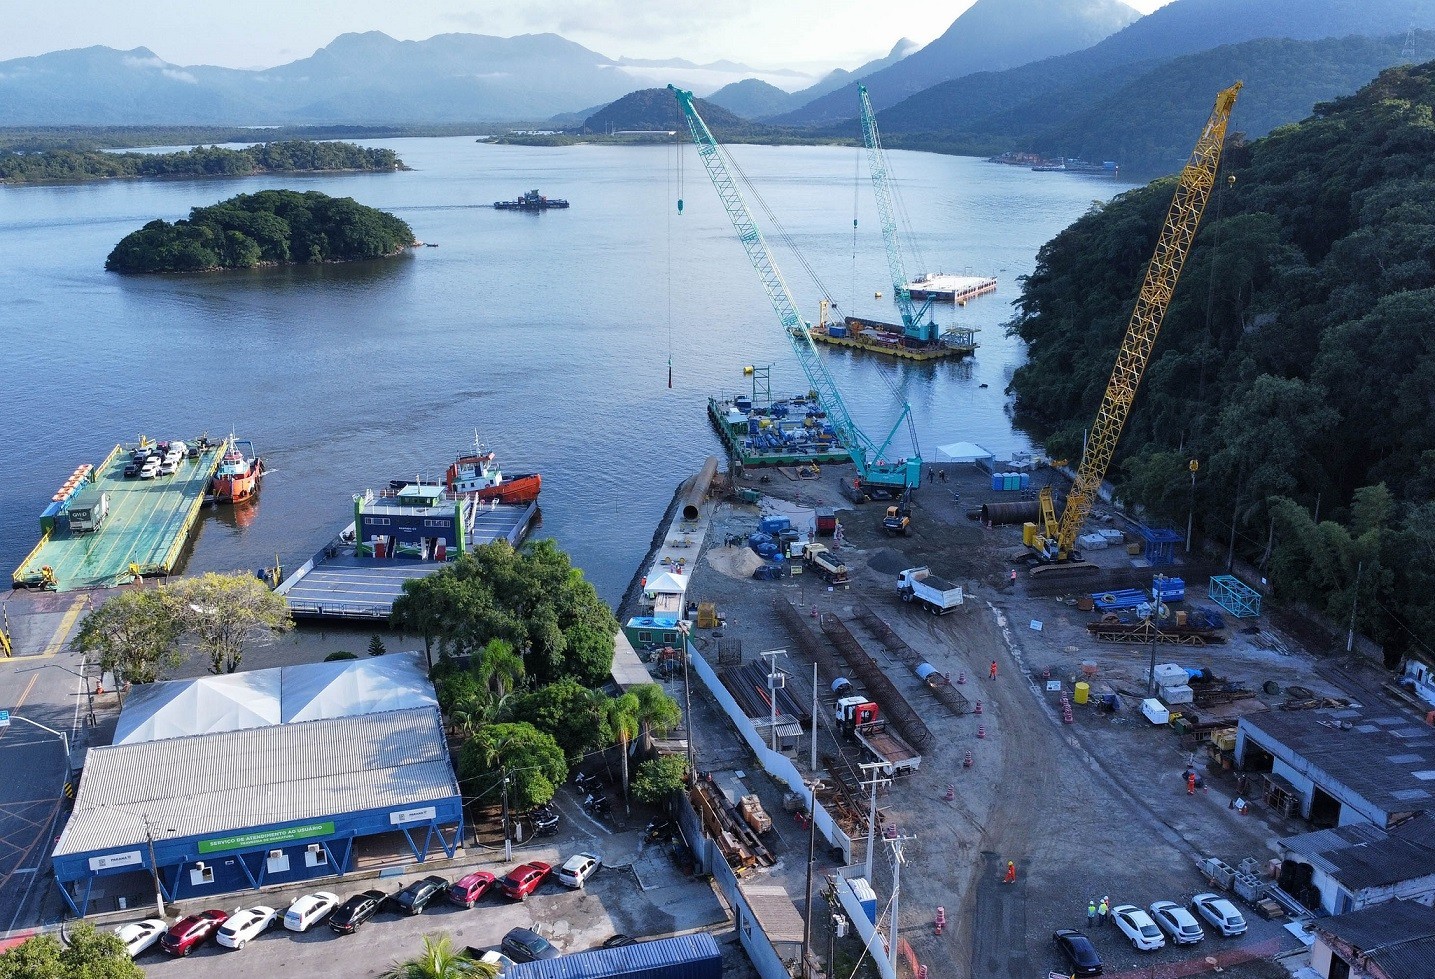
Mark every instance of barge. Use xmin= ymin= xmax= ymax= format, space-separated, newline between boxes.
xmin=904 ymin=273 xmax=998 ymax=304
xmin=275 ymin=483 xmax=537 ymax=621
xmin=494 ymin=189 xmax=569 ymax=210
xmin=707 ymin=392 xmax=854 ymax=473
xmin=809 ymin=315 xmax=978 ymax=362
xmin=13 ymin=437 xmax=227 ymax=591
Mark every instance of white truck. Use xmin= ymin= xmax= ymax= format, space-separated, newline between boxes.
xmin=834 ymin=697 xmax=921 ymax=776
xmin=897 ymin=567 xmax=963 ymax=615
xmin=802 ymin=543 xmax=850 ymax=585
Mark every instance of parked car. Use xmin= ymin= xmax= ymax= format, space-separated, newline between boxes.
xmin=392 ymin=875 xmax=449 ymax=915
xmin=160 ymin=910 xmax=230 ymax=956
xmin=1150 ymin=900 xmax=1205 ymax=944
xmin=1112 ymin=904 xmax=1166 ymax=951
xmin=215 ymin=906 xmax=278 ymax=950
xmin=465 ymin=948 xmax=517 ymax=973
xmin=157 ymin=460 xmax=178 ymax=476
xmin=123 ymin=462 xmax=141 ymax=479
xmin=557 ymin=852 xmax=601 ymax=888
xmin=140 ymin=458 xmax=161 ymax=479
xmin=500 ymin=861 xmax=552 ymax=900
xmin=329 ymin=889 xmax=388 ymax=934
xmin=1192 ymin=893 xmax=1247 ymax=936
xmin=448 ymin=871 xmax=497 ymax=908
xmin=1052 ymin=929 xmax=1103 ymax=977
xmin=601 ymin=934 xmax=638 ymax=948
xmin=283 ymin=891 xmax=340 ymax=932
xmin=114 ymin=919 xmax=167 ymax=958
xmin=501 ymin=927 xmax=560 ymax=963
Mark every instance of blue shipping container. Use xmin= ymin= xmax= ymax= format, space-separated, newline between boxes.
xmin=505 ymin=933 xmax=722 ymax=979
xmin=760 ymin=515 xmax=791 ymax=535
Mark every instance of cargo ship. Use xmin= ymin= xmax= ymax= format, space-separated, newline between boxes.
xmin=493 ymin=189 xmax=569 ymax=210
xmin=209 ymin=437 xmax=265 ymax=504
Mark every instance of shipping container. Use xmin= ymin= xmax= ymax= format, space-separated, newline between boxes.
xmin=504 ymin=933 xmax=722 ymax=979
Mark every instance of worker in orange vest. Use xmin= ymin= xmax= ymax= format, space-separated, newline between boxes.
xmin=1187 ymin=771 xmax=1197 ymax=796
xmin=989 ymin=660 xmax=998 ymax=680
xmin=1002 ymin=860 xmax=1016 ymax=884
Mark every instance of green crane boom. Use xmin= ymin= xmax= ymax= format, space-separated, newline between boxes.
xmin=858 ymin=84 xmax=938 ymax=344
xmin=669 ymin=85 xmax=921 ymax=492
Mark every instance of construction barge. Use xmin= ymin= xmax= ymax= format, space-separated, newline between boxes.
xmin=276 ymin=483 xmax=537 ymax=621
xmin=13 ymin=437 xmax=229 ymax=591
xmin=707 ymin=392 xmax=854 ymax=472
xmin=809 ymin=315 xmax=979 ymax=362
xmin=904 ymin=273 xmax=997 ymax=304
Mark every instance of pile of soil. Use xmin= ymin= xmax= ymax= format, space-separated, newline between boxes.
xmin=706 ymin=545 xmax=766 ymax=580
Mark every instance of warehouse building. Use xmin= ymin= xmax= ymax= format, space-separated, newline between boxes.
xmin=52 ymin=653 xmax=463 ymax=916
xmin=1235 ymin=707 xmax=1435 ymax=829
xmin=1310 ymin=899 xmax=1435 ymax=979
xmin=1276 ymin=815 xmax=1435 ymax=915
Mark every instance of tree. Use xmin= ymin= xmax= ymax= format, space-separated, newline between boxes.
xmin=457 ymin=722 xmax=567 ymax=813
xmin=506 ymin=678 xmax=605 ymax=761
xmin=476 ymin=638 xmax=524 ymax=696
xmin=629 ymin=683 xmax=682 ymax=739
xmin=368 ymin=634 xmax=387 ymax=657
xmin=0 ymin=922 xmax=143 ymax=979
xmin=631 ymin=755 xmax=689 ymax=805
xmin=602 ymin=692 xmax=641 ymax=808
xmin=169 ymin=572 xmax=294 ymax=674
xmin=71 ymin=588 xmax=184 ymax=684
xmin=380 ymin=933 xmax=498 ymax=979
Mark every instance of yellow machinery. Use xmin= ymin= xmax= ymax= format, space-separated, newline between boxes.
xmin=1032 ymin=82 xmax=1242 ymax=575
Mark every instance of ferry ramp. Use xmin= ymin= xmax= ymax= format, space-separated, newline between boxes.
xmin=13 ymin=444 xmax=224 ymax=591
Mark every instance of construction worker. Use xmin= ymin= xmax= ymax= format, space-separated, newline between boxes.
xmin=1009 ymin=568 xmax=1018 ymax=587
xmin=1087 ymin=899 xmax=1097 ymax=927
xmin=1002 ymin=861 xmax=1016 ymax=884
xmin=989 ymin=660 xmax=998 ymax=681
xmin=1098 ymin=897 xmax=1109 ymax=926
xmin=1187 ymin=771 xmax=1198 ymax=796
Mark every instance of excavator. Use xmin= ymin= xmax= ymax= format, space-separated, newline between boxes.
xmin=1029 ymin=82 xmax=1242 ymax=576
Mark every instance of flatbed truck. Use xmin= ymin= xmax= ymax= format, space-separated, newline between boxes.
xmin=835 ymin=697 xmax=921 ymax=776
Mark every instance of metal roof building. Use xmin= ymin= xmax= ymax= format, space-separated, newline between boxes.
xmin=53 ymin=655 xmax=461 ymax=917
xmin=1311 ymin=899 xmax=1435 ymax=979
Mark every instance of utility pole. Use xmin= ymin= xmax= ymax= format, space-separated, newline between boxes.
xmin=884 ymin=830 xmax=916 ymax=969
xmin=810 ymin=661 xmax=819 ymax=773
xmin=679 ymin=622 xmax=695 ymax=775
xmin=1347 ymin=561 xmax=1363 ymax=653
xmin=501 ymin=770 xmax=512 ymax=862
xmin=801 ymin=779 xmax=824 ymax=979
xmin=760 ymin=649 xmax=784 ymax=754
xmin=1185 ymin=459 xmax=1198 ymax=554
xmin=858 ymin=763 xmax=889 ymax=882
xmin=144 ymin=815 xmax=166 ymax=919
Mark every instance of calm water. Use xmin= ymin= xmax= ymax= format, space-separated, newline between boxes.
xmin=0 ymin=139 xmax=1132 ymax=602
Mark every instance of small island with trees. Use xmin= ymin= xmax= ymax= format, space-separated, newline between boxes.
xmin=105 ymin=188 xmax=417 ymax=273
xmin=0 ymin=139 xmax=403 ymax=185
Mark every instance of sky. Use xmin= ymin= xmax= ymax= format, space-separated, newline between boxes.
xmin=3 ymin=0 xmax=1179 ymax=73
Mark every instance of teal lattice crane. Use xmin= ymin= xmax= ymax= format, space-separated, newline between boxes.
xmin=669 ymin=85 xmax=921 ymax=492
xmin=859 ymin=84 xmax=939 ymax=344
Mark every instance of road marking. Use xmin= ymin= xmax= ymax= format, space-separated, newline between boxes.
xmin=37 ymin=597 xmax=88 ymax=660
xmin=13 ymin=673 xmax=38 ymax=712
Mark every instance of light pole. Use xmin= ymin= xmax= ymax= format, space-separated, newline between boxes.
xmin=10 ymin=714 xmax=71 ymax=787
xmin=801 ymin=779 xmax=824 ymax=979
xmin=20 ymin=660 xmax=96 ymax=727
xmin=760 ymin=649 xmax=784 ymax=754
xmin=142 ymin=815 xmax=172 ymax=919
xmin=1185 ymin=459 xmax=1198 ymax=554
xmin=678 ymin=621 xmax=695 ymax=776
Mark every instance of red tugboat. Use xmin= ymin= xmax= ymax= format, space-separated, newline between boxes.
xmin=444 ymin=440 xmax=541 ymax=504
xmin=209 ymin=437 xmax=265 ymax=504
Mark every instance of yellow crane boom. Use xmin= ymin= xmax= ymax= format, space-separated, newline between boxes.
xmin=1038 ymin=82 xmax=1242 ymax=569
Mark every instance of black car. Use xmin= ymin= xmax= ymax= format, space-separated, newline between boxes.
xmin=1054 ymin=928 xmax=1103 ymax=977
xmin=391 ymin=875 xmax=449 ymax=915
xmin=502 ymin=927 xmax=560 ymax=963
xmin=329 ymin=889 xmax=387 ymax=934
xmin=601 ymin=934 xmax=638 ymax=948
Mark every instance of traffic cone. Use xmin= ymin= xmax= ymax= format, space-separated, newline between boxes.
xmin=977 ymin=725 xmax=986 ymax=739
xmin=934 ymin=908 xmax=946 ymax=936
xmin=963 ymin=750 xmax=973 ymax=768
xmin=974 ymin=700 xmax=983 ymax=714
xmin=957 ymin=671 xmax=966 ymax=685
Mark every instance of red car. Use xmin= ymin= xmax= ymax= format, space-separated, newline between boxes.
xmin=160 ymin=910 xmax=230 ymax=956
xmin=499 ymin=861 xmax=552 ymax=900
xmin=448 ymin=871 xmax=497 ymax=908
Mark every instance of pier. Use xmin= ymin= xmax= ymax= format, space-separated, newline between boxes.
xmin=13 ymin=441 xmax=225 ymax=591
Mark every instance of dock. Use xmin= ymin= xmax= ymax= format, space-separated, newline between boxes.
xmin=905 ymin=273 xmax=997 ymax=304
xmin=276 ymin=497 xmax=537 ymax=621
xmin=13 ymin=441 xmax=225 ymax=591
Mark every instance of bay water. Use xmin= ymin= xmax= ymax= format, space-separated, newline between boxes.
xmin=0 ymin=138 xmax=1132 ymax=603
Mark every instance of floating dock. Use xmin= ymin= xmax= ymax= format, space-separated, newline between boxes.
xmin=810 ymin=316 xmax=979 ymax=362
xmin=276 ymin=493 xmax=537 ymax=621
xmin=13 ymin=440 xmax=226 ymax=591
xmin=708 ymin=394 xmax=854 ymax=472
xmin=905 ymin=273 xmax=998 ymax=304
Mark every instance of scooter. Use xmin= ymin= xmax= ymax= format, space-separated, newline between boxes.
xmin=583 ymin=793 xmax=610 ymax=816
xmin=645 ymin=819 xmax=675 ymax=843
xmin=574 ymin=771 xmax=603 ymax=794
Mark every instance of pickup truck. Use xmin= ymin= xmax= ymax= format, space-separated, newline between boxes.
xmin=802 ymin=543 xmax=850 ymax=585
xmin=897 ymin=567 xmax=963 ymax=615
xmin=834 ymin=697 xmax=921 ymax=776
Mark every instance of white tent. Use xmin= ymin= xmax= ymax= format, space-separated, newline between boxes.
xmin=935 ymin=441 xmax=995 ymax=464
xmin=644 ymin=570 xmax=689 ymax=622
xmin=113 ymin=651 xmax=436 ymax=745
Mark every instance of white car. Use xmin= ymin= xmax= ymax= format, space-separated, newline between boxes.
xmin=1112 ymin=904 xmax=1166 ymax=951
xmin=283 ymin=891 xmax=340 ymax=932
xmin=215 ymin=906 xmax=278 ymax=950
xmin=114 ymin=919 xmax=168 ymax=958
xmin=1192 ymin=893 xmax=1248 ymax=937
xmin=479 ymin=950 xmax=516 ymax=973
xmin=140 ymin=458 xmax=161 ymax=479
xmin=1150 ymin=900 xmax=1205 ymax=944
xmin=557 ymin=851 xmax=602 ymax=888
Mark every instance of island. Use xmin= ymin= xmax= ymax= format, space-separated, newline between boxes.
xmin=105 ymin=189 xmax=417 ymax=273
xmin=0 ymin=140 xmax=404 ymax=185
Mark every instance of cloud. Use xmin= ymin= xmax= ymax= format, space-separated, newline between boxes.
xmin=162 ymin=68 xmax=197 ymax=83
xmin=440 ymin=0 xmax=759 ymax=56
xmin=122 ymin=55 xmax=168 ymax=70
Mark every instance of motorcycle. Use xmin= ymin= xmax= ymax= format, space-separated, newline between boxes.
xmin=531 ymin=805 xmax=560 ymax=836
xmin=645 ymin=819 xmax=675 ymax=843
xmin=574 ymin=771 xmax=604 ymax=794
xmin=583 ymin=793 xmax=611 ymax=816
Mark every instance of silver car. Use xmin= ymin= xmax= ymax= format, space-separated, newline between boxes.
xmin=1150 ymin=900 xmax=1204 ymax=944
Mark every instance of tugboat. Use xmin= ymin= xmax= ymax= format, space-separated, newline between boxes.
xmin=444 ymin=439 xmax=542 ymax=504
xmin=493 ymin=189 xmax=569 ymax=210
xmin=209 ymin=437 xmax=265 ymax=504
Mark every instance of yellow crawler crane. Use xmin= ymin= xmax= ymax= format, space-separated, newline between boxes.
xmin=1032 ymin=82 xmax=1242 ymax=575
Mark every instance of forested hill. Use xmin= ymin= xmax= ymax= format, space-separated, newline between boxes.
xmin=0 ymin=140 xmax=402 ymax=184
xmin=106 ymin=189 xmax=416 ymax=273
xmin=1006 ymin=62 xmax=1435 ymax=658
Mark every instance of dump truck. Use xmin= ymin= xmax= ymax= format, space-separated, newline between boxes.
xmin=802 ymin=543 xmax=850 ymax=585
xmin=897 ymin=566 xmax=963 ymax=614
xmin=834 ymin=697 xmax=921 ymax=776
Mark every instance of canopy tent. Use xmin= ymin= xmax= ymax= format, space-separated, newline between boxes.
xmin=644 ymin=570 xmax=689 ymax=622
xmin=934 ymin=441 xmax=995 ymax=464
xmin=113 ymin=651 xmax=436 ymax=745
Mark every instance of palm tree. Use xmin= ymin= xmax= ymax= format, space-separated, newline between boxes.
xmin=381 ymin=933 xmax=498 ymax=979
xmin=603 ymin=692 xmax=641 ymax=809
xmin=476 ymin=638 xmax=525 ymax=697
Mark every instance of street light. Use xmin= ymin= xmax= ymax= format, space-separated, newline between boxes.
xmin=142 ymin=814 xmax=175 ymax=919
xmin=500 ymin=764 xmax=543 ymax=862
xmin=19 ymin=659 xmax=96 ymax=726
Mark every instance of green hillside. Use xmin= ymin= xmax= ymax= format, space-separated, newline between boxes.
xmin=1006 ymin=62 xmax=1435 ymax=657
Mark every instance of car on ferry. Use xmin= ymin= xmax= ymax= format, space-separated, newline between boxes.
xmin=139 ymin=457 xmax=161 ymax=479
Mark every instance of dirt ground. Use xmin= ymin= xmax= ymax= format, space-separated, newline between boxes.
xmin=675 ymin=460 xmax=1392 ymax=979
